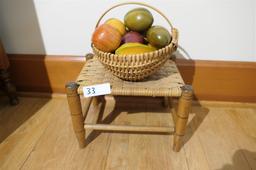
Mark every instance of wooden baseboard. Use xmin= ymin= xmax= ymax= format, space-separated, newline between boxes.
xmin=8 ymin=54 xmax=256 ymax=102
xmin=175 ymin=59 xmax=256 ymax=102
xmin=8 ymin=54 xmax=85 ymax=93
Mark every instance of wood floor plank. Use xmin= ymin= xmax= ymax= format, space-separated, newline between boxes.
xmin=0 ymin=98 xmax=58 ymax=170
xmin=0 ymin=97 xmax=256 ymax=170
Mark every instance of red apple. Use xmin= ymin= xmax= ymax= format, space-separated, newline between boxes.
xmin=121 ymin=31 xmax=144 ymax=44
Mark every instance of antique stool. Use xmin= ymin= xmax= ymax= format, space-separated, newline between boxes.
xmin=66 ymin=53 xmax=193 ymax=152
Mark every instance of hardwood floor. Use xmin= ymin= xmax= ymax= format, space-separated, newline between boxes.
xmin=0 ymin=96 xmax=255 ymax=170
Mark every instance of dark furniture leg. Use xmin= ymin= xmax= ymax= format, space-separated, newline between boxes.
xmin=0 ymin=69 xmax=19 ymax=105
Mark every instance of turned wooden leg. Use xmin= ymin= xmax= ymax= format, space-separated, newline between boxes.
xmin=0 ymin=69 xmax=18 ymax=105
xmin=173 ymin=85 xmax=193 ymax=152
xmin=66 ymin=82 xmax=86 ymax=148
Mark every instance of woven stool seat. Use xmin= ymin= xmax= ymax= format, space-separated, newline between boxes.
xmin=76 ymin=57 xmax=185 ymax=97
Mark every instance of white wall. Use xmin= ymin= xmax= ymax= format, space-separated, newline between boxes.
xmin=0 ymin=0 xmax=255 ymax=61
xmin=0 ymin=0 xmax=45 ymax=54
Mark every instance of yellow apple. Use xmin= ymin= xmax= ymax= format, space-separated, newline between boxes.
xmin=105 ymin=18 xmax=126 ymax=36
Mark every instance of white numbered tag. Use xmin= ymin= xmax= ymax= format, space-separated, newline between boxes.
xmin=83 ymin=83 xmax=111 ymax=97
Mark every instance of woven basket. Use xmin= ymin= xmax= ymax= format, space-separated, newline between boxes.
xmin=92 ymin=2 xmax=179 ymax=81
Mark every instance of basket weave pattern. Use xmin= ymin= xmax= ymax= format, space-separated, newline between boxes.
xmin=93 ymin=42 xmax=177 ymax=81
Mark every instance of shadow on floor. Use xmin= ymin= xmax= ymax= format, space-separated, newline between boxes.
xmin=182 ymin=103 xmax=209 ymax=147
xmin=0 ymin=97 xmax=49 ymax=143
xmin=217 ymin=149 xmax=256 ymax=170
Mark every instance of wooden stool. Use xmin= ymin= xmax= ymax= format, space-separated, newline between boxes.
xmin=66 ymin=53 xmax=193 ymax=152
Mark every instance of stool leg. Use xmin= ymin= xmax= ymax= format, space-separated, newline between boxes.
xmin=173 ymin=85 xmax=193 ymax=152
xmin=66 ymin=82 xmax=86 ymax=148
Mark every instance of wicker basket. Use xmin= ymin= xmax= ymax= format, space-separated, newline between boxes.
xmin=92 ymin=2 xmax=179 ymax=81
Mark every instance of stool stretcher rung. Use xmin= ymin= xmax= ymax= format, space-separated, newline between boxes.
xmin=84 ymin=123 xmax=174 ymax=133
